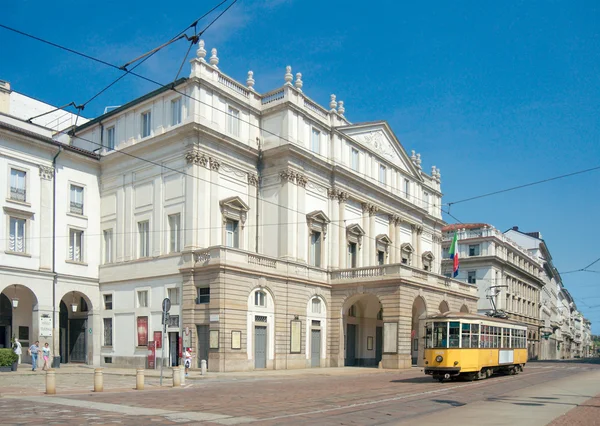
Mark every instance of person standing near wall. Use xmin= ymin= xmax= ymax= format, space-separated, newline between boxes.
xmin=28 ymin=341 xmax=40 ymax=371
xmin=42 ymin=343 xmax=51 ymax=371
xmin=12 ymin=338 xmax=22 ymax=364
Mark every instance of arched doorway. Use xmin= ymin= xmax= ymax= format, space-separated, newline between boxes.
xmin=411 ymin=296 xmax=427 ymax=365
xmin=59 ymin=291 xmax=92 ymax=364
xmin=439 ymin=301 xmax=450 ymax=313
xmin=247 ymin=287 xmax=275 ymax=370
xmin=342 ymin=293 xmax=383 ymax=367
xmin=0 ymin=285 xmax=39 ymax=363
xmin=306 ymin=296 xmax=327 ymax=368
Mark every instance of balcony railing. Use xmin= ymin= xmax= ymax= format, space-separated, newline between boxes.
xmin=10 ymin=187 xmax=26 ymax=202
xmin=70 ymin=201 xmax=83 ymax=215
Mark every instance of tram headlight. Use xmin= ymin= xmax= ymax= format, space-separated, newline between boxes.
xmin=454 ymin=361 xmax=459 ymax=366
xmin=435 ymin=355 xmax=443 ymax=363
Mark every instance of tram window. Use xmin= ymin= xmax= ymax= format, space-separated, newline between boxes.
xmin=471 ymin=324 xmax=479 ymax=348
xmin=502 ymin=328 xmax=510 ymax=348
xmin=461 ymin=323 xmax=471 ymax=348
xmin=425 ymin=323 xmax=433 ymax=348
xmin=433 ymin=322 xmax=448 ymax=348
xmin=449 ymin=322 xmax=460 ymax=348
xmin=494 ymin=327 xmax=500 ymax=348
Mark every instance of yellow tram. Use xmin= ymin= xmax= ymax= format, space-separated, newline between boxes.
xmin=423 ymin=312 xmax=528 ymax=381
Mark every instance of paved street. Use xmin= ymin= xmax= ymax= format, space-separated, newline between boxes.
xmin=1 ymin=360 xmax=599 ymax=425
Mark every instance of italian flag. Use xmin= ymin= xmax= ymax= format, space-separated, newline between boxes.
xmin=448 ymin=232 xmax=459 ymax=278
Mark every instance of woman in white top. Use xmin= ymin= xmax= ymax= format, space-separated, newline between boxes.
xmin=42 ymin=343 xmax=51 ymax=371
xmin=184 ymin=348 xmax=193 ymax=377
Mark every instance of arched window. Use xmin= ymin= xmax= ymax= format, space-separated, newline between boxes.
xmin=255 ymin=290 xmax=267 ymax=307
xmin=311 ymin=297 xmax=321 ymax=314
xmin=348 ymin=304 xmax=356 ymax=317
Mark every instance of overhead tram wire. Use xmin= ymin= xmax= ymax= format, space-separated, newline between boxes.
xmin=560 ymin=256 xmax=600 ymax=275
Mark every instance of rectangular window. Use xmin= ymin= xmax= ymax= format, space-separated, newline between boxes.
xmin=309 ymin=231 xmax=321 ymax=267
xmin=168 ymin=214 xmax=181 ymax=253
xmin=225 ymin=219 xmax=239 ymax=248
xmin=351 ymin=148 xmax=359 ymax=171
xmin=104 ymin=294 xmax=113 ymax=310
xmin=68 ymin=229 xmax=83 ymax=262
xmin=171 ymin=98 xmax=182 ymax=125
xmin=379 ymin=164 xmax=386 ymax=184
xmin=311 ymin=298 xmax=321 ymax=314
xmin=404 ymin=179 xmax=410 ymax=199
xmin=468 ymin=244 xmax=480 ymax=257
xmin=106 ymin=126 xmax=115 ymax=150
xmin=141 ymin=111 xmax=152 ymax=138
xmin=168 ymin=287 xmax=180 ymax=305
xmin=103 ymin=318 xmax=113 ymax=346
xmin=255 ymin=291 xmax=266 ymax=307
xmin=461 ymin=323 xmax=471 ymax=348
xmin=70 ymin=184 xmax=84 ymax=215
xmin=8 ymin=217 xmax=26 ymax=253
xmin=196 ymin=287 xmax=210 ymax=304
xmin=471 ymin=324 xmax=479 ymax=348
xmin=467 ymin=271 xmax=477 ymax=284
xmin=103 ymin=229 xmax=113 ymax=263
xmin=10 ymin=169 xmax=26 ymax=202
xmin=449 ymin=322 xmax=460 ymax=348
xmin=228 ymin=107 xmax=240 ymax=136
xmin=138 ymin=221 xmax=149 ymax=258
xmin=137 ymin=290 xmax=148 ymax=308
xmin=433 ymin=322 xmax=448 ymax=348
xmin=348 ymin=242 xmax=357 ymax=268
xmin=311 ymin=128 xmax=320 ymax=153
xmin=378 ymin=250 xmax=385 ymax=266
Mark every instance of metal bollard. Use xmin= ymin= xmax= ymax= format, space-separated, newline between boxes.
xmin=46 ymin=369 xmax=56 ymax=395
xmin=172 ymin=366 xmax=181 ymax=387
xmin=136 ymin=369 xmax=144 ymax=391
xmin=201 ymin=359 xmax=207 ymax=376
xmin=180 ymin=364 xmax=185 ymax=386
xmin=94 ymin=368 xmax=103 ymax=392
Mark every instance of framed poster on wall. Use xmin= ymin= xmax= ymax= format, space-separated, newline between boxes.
xmin=209 ymin=330 xmax=219 ymax=349
xmin=154 ymin=331 xmax=162 ymax=349
xmin=137 ymin=316 xmax=148 ymax=346
xmin=290 ymin=320 xmax=301 ymax=354
xmin=231 ymin=331 xmax=242 ymax=350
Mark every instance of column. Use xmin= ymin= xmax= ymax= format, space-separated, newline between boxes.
xmin=247 ymin=173 xmax=259 ymax=252
xmin=388 ymin=215 xmax=397 ymax=264
xmin=296 ymin=174 xmax=307 ymax=262
xmin=416 ymin=226 xmax=423 ymax=268
xmin=395 ymin=219 xmax=402 ymax=263
xmin=411 ymin=224 xmax=417 ymax=266
xmin=38 ymin=166 xmax=53 ymax=271
xmin=328 ymin=189 xmax=339 ymax=268
xmin=338 ymin=192 xmax=347 ymax=268
xmin=209 ymin=157 xmax=221 ymax=246
xmin=279 ymin=169 xmax=296 ymax=260
xmin=361 ymin=203 xmax=370 ymax=267
xmin=184 ymin=150 xmax=199 ymax=249
xmin=369 ymin=208 xmax=377 ymax=266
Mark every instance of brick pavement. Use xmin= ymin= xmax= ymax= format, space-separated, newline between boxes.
xmin=547 ymin=393 xmax=600 ymax=426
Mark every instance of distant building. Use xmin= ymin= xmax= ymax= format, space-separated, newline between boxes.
xmin=442 ymin=223 xmax=544 ymax=360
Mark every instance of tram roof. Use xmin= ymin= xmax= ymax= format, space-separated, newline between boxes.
xmin=425 ymin=312 xmax=527 ymax=327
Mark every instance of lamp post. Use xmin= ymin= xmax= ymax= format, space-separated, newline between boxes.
xmin=71 ymin=291 xmax=78 ymax=313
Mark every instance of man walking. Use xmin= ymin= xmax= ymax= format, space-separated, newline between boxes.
xmin=12 ymin=338 xmax=22 ymax=364
xmin=28 ymin=341 xmax=40 ymax=371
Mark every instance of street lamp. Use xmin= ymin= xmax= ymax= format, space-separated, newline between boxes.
xmin=71 ymin=291 xmax=78 ymax=313
xmin=11 ymin=285 xmax=18 ymax=309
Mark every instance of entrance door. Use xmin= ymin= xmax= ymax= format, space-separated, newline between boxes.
xmin=311 ymin=329 xmax=321 ymax=367
xmin=169 ymin=332 xmax=179 ymax=366
xmin=345 ymin=324 xmax=357 ymax=366
xmin=375 ymin=326 xmax=383 ymax=365
xmin=69 ymin=319 xmax=87 ymax=363
xmin=254 ymin=326 xmax=267 ymax=369
xmin=196 ymin=325 xmax=209 ymax=369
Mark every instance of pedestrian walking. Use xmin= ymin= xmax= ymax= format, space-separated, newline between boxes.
xmin=184 ymin=347 xmax=193 ymax=377
xmin=28 ymin=341 xmax=40 ymax=371
xmin=12 ymin=338 xmax=22 ymax=365
xmin=42 ymin=343 xmax=51 ymax=371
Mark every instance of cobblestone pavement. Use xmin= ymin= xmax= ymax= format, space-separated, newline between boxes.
xmin=1 ymin=360 xmax=599 ymax=425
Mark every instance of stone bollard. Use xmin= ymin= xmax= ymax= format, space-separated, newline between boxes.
xmin=94 ymin=368 xmax=103 ymax=392
xmin=201 ymin=359 xmax=207 ymax=376
xmin=172 ymin=366 xmax=181 ymax=387
xmin=136 ymin=369 xmax=144 ymax=391
xmin=180 ymin=364 xmax=185 ymax=386
xmin=46 ymin=369 xmax=56 ymax=395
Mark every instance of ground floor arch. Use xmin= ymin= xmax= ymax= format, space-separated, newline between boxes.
xmin=59 ymin=291 xmax=94 ymax=364
xmin=0 ymin=284 xmax=39 ymax=362
xmin=342 ymin=293 xmax=383 ymax=367
xmin=411 ymin=296 xmax=428 ymax=365
xmin=439 ymin=301 xmax=450 ymax=313
xmin=460 ymin=304 xmax=470 ymax=313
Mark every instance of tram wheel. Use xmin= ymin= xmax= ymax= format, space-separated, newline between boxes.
xmin=486 ymin=368 xmax=493 ymax=378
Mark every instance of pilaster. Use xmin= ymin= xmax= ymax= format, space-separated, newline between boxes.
xmin=38 ymin=166 xmax=53 ymax=270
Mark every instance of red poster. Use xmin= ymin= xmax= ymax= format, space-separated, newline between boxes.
xmin=148 ymin=341 xmax=156 ymax=369
xmin=179 ymin=336 xmax=183 ymax=358
xmin=154 ymin=331 xmax=162 ymax=349
xmin=137 ymin=316 xmax=148 ymax=346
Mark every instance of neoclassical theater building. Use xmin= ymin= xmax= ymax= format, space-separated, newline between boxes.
xmin=63 ymin=41 xmax=475 ymax=371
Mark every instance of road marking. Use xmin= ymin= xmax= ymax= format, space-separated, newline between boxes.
xmin=260 ymin=369 xmax=553 ymax=421
xmin=11 ymin=396 xmax=257 ymax=425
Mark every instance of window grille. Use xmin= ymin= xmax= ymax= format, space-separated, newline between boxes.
xmin=255 ymin=315 xmax=267 ymax=323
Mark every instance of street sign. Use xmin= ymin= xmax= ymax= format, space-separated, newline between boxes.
xmin=162 ymin=298 xmax=171 ymax=313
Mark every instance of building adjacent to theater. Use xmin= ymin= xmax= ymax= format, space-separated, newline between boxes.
xmin=70 ymin=41 xmax=477 ymax=371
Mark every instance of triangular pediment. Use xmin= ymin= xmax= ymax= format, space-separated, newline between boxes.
xmin=346 ymin=223 xmax=365 ymax=236
xmin=376 ymin=234 xmax=393 ymax=245
xmin=306 ymin=210 xmax=330 ymax=224
xmin=219 ymin=196 xmax=250 ymax=212
xmin=338 ymin=121 xmax=423 ymax=181
xmin=401 ymin=242 xmax=414 ymax=253
xmin=422 ymin=250 xmax=434 ymax=260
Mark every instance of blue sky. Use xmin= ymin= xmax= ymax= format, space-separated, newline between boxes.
xmin=2 ymin=1 xmax=600 ymax=330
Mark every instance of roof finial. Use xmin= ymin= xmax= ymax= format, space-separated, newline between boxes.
xmin=295 ymin=73 xmax=303 ymax=92
xmin=210 ymin=48 xmax=219 ymax=68
xmin=196 ymin=40 xmax=207 ymax=62
xmin=416 ymin=153 xmax=422 ymax=169
xmin=284 ymin=66 xmax=293 ymax=85
xmin=246 ymin=71 xmax=255 ymax=91
xmin=337 ymin=100 xmax=345 ymax=116
xmin=411 ymin=150 xmax=417 ymax=162
xmin=329 ymin=94 xmax=337 ymax=112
